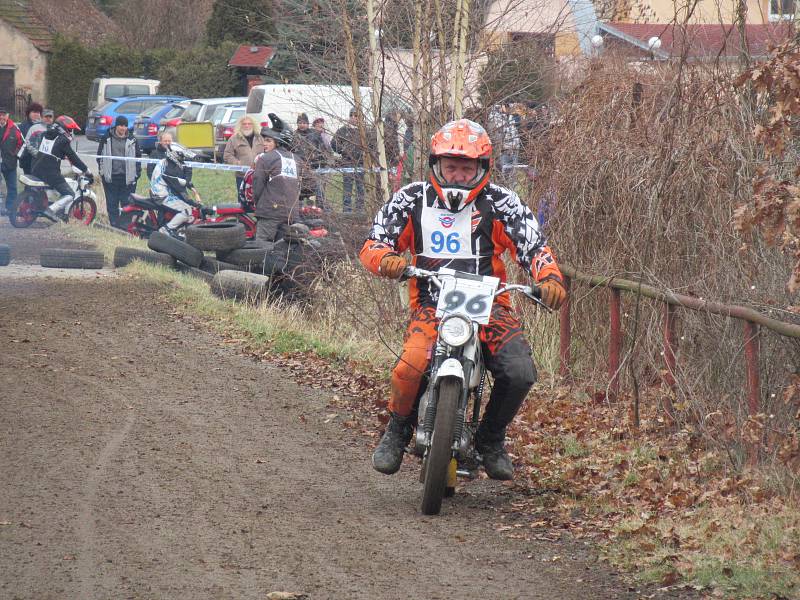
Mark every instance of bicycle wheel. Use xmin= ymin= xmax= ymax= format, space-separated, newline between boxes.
xmin=69 ymin=197 xmax=97 ymax=225
xmin=10 ymin=190 xmax=39 ymax=228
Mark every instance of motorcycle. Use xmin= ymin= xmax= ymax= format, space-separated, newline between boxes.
xmin=122 ymin=186 xmax=214 ymax=239
xmin=403 ymin=266 xmax=543 ymax=515
xmin=10 ymin=166 xmax=98 ymax=228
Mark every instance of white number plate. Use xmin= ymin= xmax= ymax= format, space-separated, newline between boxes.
xmin=435 ymin=271 xmax=499 ymax=324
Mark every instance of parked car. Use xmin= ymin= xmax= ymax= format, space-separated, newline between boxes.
xmin=86 ymin=94 xmax=187 ymax=141
xmin=87 ymin=77 xmax=159 ymax=112
xmin=158 ymin=97 xmax=246 ymax=159
xmin=210 ymin=103 xmax=247 ymax=156
xmin=133 ymin=101 xmax=188 ymax=153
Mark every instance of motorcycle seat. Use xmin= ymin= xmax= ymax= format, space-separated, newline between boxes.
xmin=214 ymin=203 xmax=243 ymax=211
xmin=19 ymin=174 xmax=49 ymax=188
xmin=129 ymin=193 xmax=150 ymax=202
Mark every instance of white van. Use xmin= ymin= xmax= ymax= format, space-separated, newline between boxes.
xmin=246 ymin=84 xmax=379 ymax=132
xmin=88 ymin=78 xmax=160 ymax=111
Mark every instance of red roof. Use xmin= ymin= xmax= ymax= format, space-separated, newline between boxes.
xmin=228 ymin=45 xmax=275 ymax=68
xmin=606 ymin=22 xmax=793 ymax=59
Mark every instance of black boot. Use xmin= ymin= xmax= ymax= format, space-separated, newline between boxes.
xmin=476 ymin=426 xmax=514 ymax=480
xmin=372 ymin=413 xmax=413 ymax=475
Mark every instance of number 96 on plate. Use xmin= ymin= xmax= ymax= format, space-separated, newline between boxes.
xmin=435 ymin=275 xmax=499 ymax=324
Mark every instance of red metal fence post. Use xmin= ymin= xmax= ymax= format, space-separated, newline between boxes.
xmin=743 ymin=321 xmax=760 ymax=464
xmin=609 ymin=288 xmax=622 ymax=401
xmin=559 ymin=275 xmax=571 ymax=378
xmin=662 ymin=303 xmax=677 ymax=423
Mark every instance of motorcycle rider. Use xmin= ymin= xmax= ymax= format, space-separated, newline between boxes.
xmin=150 ymin=146 xmax=199 ymax=237
xmin=360 ymin=119 xmax=567 ymax=480
xmin=34 ymin=116 xmax=93 ymax=222
xmin=252 ymin=113 xmax=300 ymax=243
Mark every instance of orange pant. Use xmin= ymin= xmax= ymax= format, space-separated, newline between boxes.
xmin=390 ymin=304 xmax=535 ymax=423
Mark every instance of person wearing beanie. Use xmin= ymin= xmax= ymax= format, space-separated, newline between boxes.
xmin=291 ymin=113 xmax=317 ymax=206
xmin=18 ymin=102 xmax=43 ymax=174
xmin=97 ymin=113 xmax=141 ymax=227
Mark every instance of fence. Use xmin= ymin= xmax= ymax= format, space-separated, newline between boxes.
xmin=557 ymin=265 xmax=800 ymax=461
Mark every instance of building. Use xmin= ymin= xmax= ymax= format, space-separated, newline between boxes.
xmin=0 ymin=0 xmax=121 ymax=116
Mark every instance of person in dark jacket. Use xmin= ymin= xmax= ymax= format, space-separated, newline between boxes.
xmin=18 ymin=102 xmax=43 ymax=175
xmin=0 ymin=107 xmax=23 ymax=216
xmin=34 ymin=116 xmax=92 ymax=222
xmin=331 ymin=109 xmax=365 ymax=212
xmin=252 ymin=114 xmax=300 ymax=243
xmin=97 ymin=116 xmax=141 ymax=227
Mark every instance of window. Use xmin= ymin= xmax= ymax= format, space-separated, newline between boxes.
xmin=141 ymin=99 xmax=166 ymax=111
xmin=182 ymin=102 xmax=203 ymax=122
xmin=247 ymin=88 xmax=265 ymax=113
xmin=162 ymin=105 xmax=186 ymax=120
xmin=118 ymin=100 xmax=144 ymax=114
xmin=140 ymin=103 xmax=167 ymax=118
xmin=104 ymin=84 xmax=126 ymax=100
xmin=126 ymin=85 xmax=150 ymax=96
xmin=770 ymin=0 xmax=796 ymax=19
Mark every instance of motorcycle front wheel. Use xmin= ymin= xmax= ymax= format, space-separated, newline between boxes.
xmin=68 ymin=197 xmax=97 ymax=225
xmin=421 ymin=377 xmax=461 ymax=515
xmin=10 ymin=190 xmax=40 ymax=228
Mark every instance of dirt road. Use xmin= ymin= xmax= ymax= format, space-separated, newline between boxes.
xmin=0 ymin=223 xmax=682 ymax=599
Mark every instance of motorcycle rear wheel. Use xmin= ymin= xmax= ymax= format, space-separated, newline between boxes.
xmin=10 ymin=190 xmax=39 ymax=228
xmin=421 ymin=378 xmax=461 ymax=516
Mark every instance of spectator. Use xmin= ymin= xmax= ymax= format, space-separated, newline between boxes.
xmin=309 ymin=117 xmax=333 ymax=206
xmin=291 ymin=113 xmax=318 ymax=206
xmin=97 ymin=116 xmax=141 ymax=228
xmin=42 ymin=109 xmax=55 ymax=127
xmin=147 ymin=132 xmax=173 ymax=179
xmin=223 ymin=116 xmax=264 ymax=200
xmin=332 ymin=108 xmax=366 ymax=212
xmin=383 ymin=109 xmax=401 ymax=169
xmin=0 ymin=107 xmax=23 ymax=217
xmin=18 ymin=102 xmax=43 ymax=174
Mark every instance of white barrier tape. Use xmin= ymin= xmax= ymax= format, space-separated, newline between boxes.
xmin=77 ymin=153 xmax=386 ymax=175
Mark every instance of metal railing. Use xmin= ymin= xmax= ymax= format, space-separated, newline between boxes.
xmin=557 ymin=265 xmax=800 ymax=458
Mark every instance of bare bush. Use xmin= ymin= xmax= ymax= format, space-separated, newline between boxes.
xmin=517 ymin=51 xmax=799 ymax=467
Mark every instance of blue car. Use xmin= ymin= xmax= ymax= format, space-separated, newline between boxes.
xmin=85 ymin=94 xmax=187 ymax=141
xmin=132 ymin=101 xmax=188 ymax=153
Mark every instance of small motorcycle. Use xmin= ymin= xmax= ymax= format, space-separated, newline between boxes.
xmin=10 ymin=166 xmax=98 ymax=228
xmin=211 ymin=202 xmax=328 ymax=240
xmin=122 ymin=187 xmax=214 ymax=238
xmin=404 ymin=266 xmax=543 ymax=515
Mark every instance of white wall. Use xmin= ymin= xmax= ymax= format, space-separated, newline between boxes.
xmin=0 ymin=19 xmax=48 ymax=107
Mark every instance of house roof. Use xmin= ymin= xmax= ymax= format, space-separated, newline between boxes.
xmin=601 ymin=22 xmax=793 ymax=60
xmin=229 ymin=45 xmax=275 ymax=69
xmin=0 ymin=0 xmax=122 ymax=52
xmin=0 ymin=0 xmax=54 ymax=52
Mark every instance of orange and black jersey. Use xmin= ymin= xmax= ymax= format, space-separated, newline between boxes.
xmin=360 ymin=181 xmax=564 ymax=309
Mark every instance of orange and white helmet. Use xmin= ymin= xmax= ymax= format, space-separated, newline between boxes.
xmin=428 ymin=119 xmax=493 ymax=211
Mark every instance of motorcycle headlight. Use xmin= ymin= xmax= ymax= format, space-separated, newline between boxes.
xmin=439 ymin=315 xmax=471 ymax=347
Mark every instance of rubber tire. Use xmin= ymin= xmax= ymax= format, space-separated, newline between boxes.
xmin=176 ymin=263 xmax=215 ymax=283
xmin=40 ymin=248 xmax=105 ymax=270
xmin=147 ymin=231 xmax=204 ymax=268
xmin=185 ymin=222 xmax=246 ymax=251
xmin=0 ymin=244 xmax=10 ymax=266
xmin=210 ymin=270 xmax=270 ymax=302
xmin=9 ymin=189 xmax=39 ymax=228
xmin=216 ymin=243 xmax=273 ymax=269
xmin=113 ymin=246 xmax=177 ymax=269
xmin=200 ymin=256 xmax=243 ymax=274
xmin=421 ymin=378 xmax=461 ymax=516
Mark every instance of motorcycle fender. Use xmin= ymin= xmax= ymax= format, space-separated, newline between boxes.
xmin=84 ymin=190 xmax=98 ymax=202
xmin=122 ymin=205 xmax=143 ymax=214
xmin=434 ymin=358 xmax=464 ymax=385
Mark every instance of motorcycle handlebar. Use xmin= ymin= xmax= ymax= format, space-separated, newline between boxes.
xmin=402 ymin=266 xmax=543 ymax=303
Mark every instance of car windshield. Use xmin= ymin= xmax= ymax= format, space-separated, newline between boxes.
xmin=140 ymin=103 xmax=166 ymax=118
xmin=94 ymin=100 xmax=115 ymax=114
xmin=163 ymin=105 xmax=186 ymax=120
xmin=182 ymin=103 xmax=203 ymax=121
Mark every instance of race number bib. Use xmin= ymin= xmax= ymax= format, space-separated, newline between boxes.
xmin=420 ymin=205 xmax=473 ymax=259
xmin=279 ymin=155 xmax=298 ymax=179
xmin=435 ymin=270 xmax=499 ymax=325
xmin=38 ymin=138 xmax=55 ymax=156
